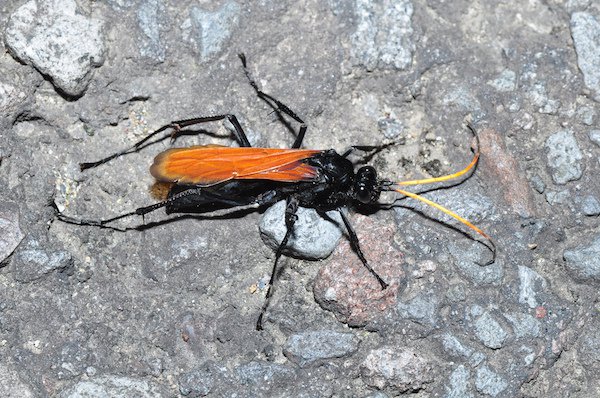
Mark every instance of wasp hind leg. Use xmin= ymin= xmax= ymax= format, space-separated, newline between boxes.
xmin=80 ymin=114 xmax=254 ymax=171
xmin=55 ymin=186 xmax=211 ymax=230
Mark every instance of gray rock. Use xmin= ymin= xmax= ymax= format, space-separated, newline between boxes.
xmin=283 ymin=330 xmax=359 ymax=367
xmin=566 ymin=0 xmax=592 ymax=13
xmin=577 ymin=106 xmax=595 ymax=125
xmin=13 ymin=247 xmax=73 ymax=282
xmin=545 ymin=130 xmax=583 ymax=185
xmin=448 ymin=243 xmax=504 ymax=286
xmin=57 ymin=375 xmax=165 ymax=398
xmin=0 ymin=202 xmax=24 ymax=264
xmin=378 ymin=116 xmax=404 ymax=139
xmin=360 ymin=347 xmax=432 ymax=393
xmin=474 ymin=365 xmax=508 ymax=397
xmin=564 ymin=235 xmax=600 ymax=282
xmin=184 ymin=2 xmax=241 ymax=60
xmin=351 ymin=0 xmax=414 ymax=70
xmin=5 ymin=0 xmax=105 ymax=97
xmin=0 ymin=363 xmax=35 ymax=398
xmin=441 ymin=334 xmax=474 ymax=359
xmin=589 ymin=130 xmax=600 ymax=147
xmin=578 ymin=322 xmax=600 ymax=368
xmin=580 ymin=195 xmax=600 ymax=216
xmin=236 ymin=361 xmax=296 ymax=385
xmin=137 ymin=0 xmax=167 ymax=61
xmin=545 ymin=190 xmax=570 ymax=206
xmin=571 ymin=12 xmax=600 ymax=101
xmin=397 ymin=292 xmax=439 ymax=327
xmin=446 ymin=283 xmax=466 ymax=302
xmin=527 ymin=82 xmax=560 ymax=114
xmin=473 ymin=311 xmax=509 ymax=349
xmin=259 ymin=201 xmax=342 ymax=260
xmin=518 ymin=265 xmax=547 ymax=308
xmin=505 ymin=312 xmax=541 ymax=338
xmin=445 ymin=365 xmax=474 ymax=398
xmin=530 ymin=175 xmax=546 ymax=194
xmin=179 ymin=366 xmax=215 ymax=397
xmin=487 ymin=70 xmax=516 ymax=92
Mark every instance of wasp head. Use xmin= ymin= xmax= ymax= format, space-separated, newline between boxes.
xmin=354 ymin=166 xmax=383 ymax=204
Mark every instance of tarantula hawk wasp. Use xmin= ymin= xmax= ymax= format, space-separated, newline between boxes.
xmin=57 ymin=54 xmax=495 ymax=330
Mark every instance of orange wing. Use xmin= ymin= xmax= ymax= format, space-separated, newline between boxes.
xmin=150 ymin=145 xmax=323 ymax=186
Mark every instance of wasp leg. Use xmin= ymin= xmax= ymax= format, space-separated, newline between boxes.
xmin=238 ymin=53 xmax=307 ymax=149
xmin=341 ymin=143 xmax=395 ymax=159
xmin=338 ymin=210 xmax=388 ymax=289
xmin=256 ymin=196 xmax=299 ymax=331
xmin=164 ymin=114 xmax=252 ymax=148
xmin=56 ymin=186 xmax=209 ymax=230
xmin=80 ymin=114 xmax=253 ymax=171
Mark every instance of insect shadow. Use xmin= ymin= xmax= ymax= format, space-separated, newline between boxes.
xmin=57 ymin=53 xmax=496 ymax=330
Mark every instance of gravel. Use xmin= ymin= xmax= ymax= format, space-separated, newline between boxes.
xmin=1 ymin=0 xmax=599 ymax=396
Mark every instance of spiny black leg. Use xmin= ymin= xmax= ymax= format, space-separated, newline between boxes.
xmin=80 ymin=114 xmax=252 ymax=171
xmin=56 ymin=187 xmax=205 ymax=229
xmin=338 ymin=210 xmax=388 ymax=289
xmin=256 ymin=197 xmax=299 ymax=331
xmin=171 ymin=114 xmax=252 ymax=148
xmin=238 ymin=53 xmax=307 ymax=149
xmin=80 ymin=123 xmax=174 ymax=170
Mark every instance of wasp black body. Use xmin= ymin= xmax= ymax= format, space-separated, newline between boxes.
xmin=165 ymin=150 xmax=379 ymax=214
xmin=57 ymin=54 xmax=493 ymax=330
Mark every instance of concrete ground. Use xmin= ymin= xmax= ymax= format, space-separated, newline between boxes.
xmin=1 ymin=0 xmax=600 ymax=397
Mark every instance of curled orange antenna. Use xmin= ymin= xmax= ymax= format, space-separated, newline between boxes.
xmin=391 ymin=124 xmax=496 ymax=264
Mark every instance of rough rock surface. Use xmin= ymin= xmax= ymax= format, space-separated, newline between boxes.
xmin=0 ymin=0 xmax=598 ymax=396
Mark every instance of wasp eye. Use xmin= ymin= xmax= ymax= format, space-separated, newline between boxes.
xmin=357 ymin=186 xmax=372 ymax=203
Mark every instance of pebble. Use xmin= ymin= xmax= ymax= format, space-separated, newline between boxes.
xmin=179 ymin=365 xmax=215 ymax=397
xmin=571 ymin=12 xmax=600 ymax=101
xmin=4 ymin=0 xmax=105 ymax=97
xmin=57 ymin=375 xmax=165 ymax=398
xmin=474 ymin=365 xmax=508 ymax=397
xmin=12 ymin=246 xmax=73 ymax=283
xmin=589 ymin=130 xmax=600 ymax=147
xmin=545 ymin=190 xmax=570 ymax=206
xmin=351 ymin=0 xmax=414 ymax=70
xmin=185 ymin=2 xmax=241 ymax=60
xmin=580 ymin=195 xmax=600 ymax=216
xmin=397 ymin=292 xmax=439 ymax=328
xmin=236 ymin=361 xmax=296 ymax=385
xmin=529 ymin=175 xmax=546 ymax=194
xmin=441 ymin=333 xmax=474 ymax=359
xmin=504 ymin=312 xmax=541 ymax=338
xmin=518 ymin=265 xmax=547 ymax=308
xmin=137 ymin=0 xmax=167 ymax=61
xmin=360 ymin=347 xmax=432 ymax=393
xmin=545 ymin=130 xmax=583 ymax=185
xmin=283 ymin=330 xmax=359 ymax=367
xmin=0 ymin=202 xmax=25 ymax=264
xmin=445 ymin=365 xmax=473 ymax=398
xmin=448 ymin=242 xmax=504 ymax=286
xmin=473 ymin=311 xmax=509 ymax=349
xmin=259 ymin=201 xmax=342 ymax=260
xmin=487 ymin=70 xmax=516 ymax=92
xmin=563 ymin=235 xmax=600 ymax=282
